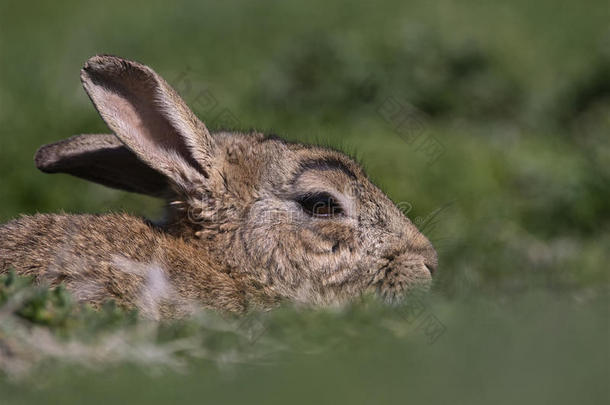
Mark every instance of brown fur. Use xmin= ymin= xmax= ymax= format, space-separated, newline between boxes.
xmin=0 ymin=55 xmax=437 ymax=318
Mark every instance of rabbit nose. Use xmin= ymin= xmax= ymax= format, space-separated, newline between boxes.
xmin=414 ymin=229 xmax=438 ymax=274
xmin=424 ymin=261 xmax=436 ymax=275
xmin=422 ymin=246 xmax=438 ymax=276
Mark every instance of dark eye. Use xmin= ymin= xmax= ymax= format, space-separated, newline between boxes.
xmin=296 ymin=193 xmax=344 ymax=218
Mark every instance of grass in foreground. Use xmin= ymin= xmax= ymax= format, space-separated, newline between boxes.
xmin=0 ymin=272 xmax=608 ymax=405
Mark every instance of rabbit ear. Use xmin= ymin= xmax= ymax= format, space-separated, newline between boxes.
xmin=35 ymin=134 xmax=171 ymax=198
xmin=80 ymin=55 xmax=215 ymax=196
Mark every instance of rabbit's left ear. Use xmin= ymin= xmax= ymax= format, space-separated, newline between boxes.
xmin=80 ymin=55 xmax=216 ymax=196
xmin=35 ymin=134 xmax=172 ymax=198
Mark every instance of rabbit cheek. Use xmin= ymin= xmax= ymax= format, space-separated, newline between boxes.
xmin=309 ymin=221 xmax=358 ymax=253
xmin=297 ymin=228 xmax=337 ymax=254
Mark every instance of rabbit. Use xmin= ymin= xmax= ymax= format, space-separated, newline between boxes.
xmin=0 ymin=55 xmax=437 ymax=319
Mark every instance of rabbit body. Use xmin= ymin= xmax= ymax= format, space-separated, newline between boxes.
xmin=0 ymin=213 xmax=279 ymax=317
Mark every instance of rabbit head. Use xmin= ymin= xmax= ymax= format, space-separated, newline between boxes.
xmin=36 ymin=55 xmax=437 ymax=307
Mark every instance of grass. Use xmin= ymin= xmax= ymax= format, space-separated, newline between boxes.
xmin=1 ymin=272 xmax=607 ymax=404
xmin=0 ymin=0 xmax=608 ymax=403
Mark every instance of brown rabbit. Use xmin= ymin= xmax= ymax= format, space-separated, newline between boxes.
xmin=0 ymin=55 xmax=437 ymax=318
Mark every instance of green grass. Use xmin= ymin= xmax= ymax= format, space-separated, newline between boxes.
xmin=0 ymin=0 xmax=608 ymax=403
xmin=1 ymin=273 xmax=607 ymax=405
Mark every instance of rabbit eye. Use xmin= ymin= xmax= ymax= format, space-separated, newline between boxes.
xmin=296 ymin=193 xmax=344 ymax=218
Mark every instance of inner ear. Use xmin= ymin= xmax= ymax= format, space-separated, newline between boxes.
xmin=85 ymin=67 xmax=207 ymax=176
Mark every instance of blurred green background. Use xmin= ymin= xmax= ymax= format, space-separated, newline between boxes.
xmin=0 ymin=0 xmax=608 ymax=403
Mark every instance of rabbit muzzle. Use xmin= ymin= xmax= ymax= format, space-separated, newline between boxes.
xmin=372 ymin=251 xmax=435 ymax=302
xmin=368 ymin=224 xmax=438 ymax=302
